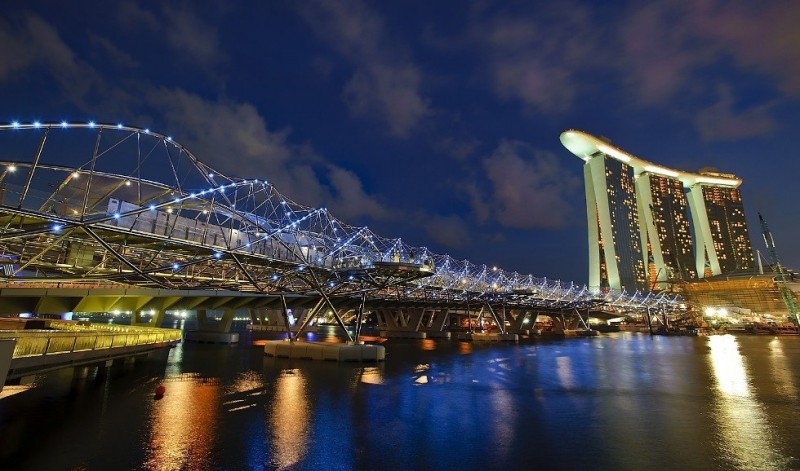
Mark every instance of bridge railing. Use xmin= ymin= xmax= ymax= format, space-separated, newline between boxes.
xmin=0 ymin=323 xmax=182 ymax=359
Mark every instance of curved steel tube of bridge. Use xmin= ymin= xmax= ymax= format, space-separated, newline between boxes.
xmin=0 ymin=121 xmax=683 ymax=334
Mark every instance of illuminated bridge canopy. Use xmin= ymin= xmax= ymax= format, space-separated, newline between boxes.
xmin=0 ymin=121 xmax=678 ymax=312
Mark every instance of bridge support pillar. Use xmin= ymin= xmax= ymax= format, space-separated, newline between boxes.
xmin=431 ymin=309 xmax=448 ymax=331
xmin=195 ymin=309 xmax=236 ymax=332
xmin=186 ymin=309 xmax=239 ymax=344
xmin=407 ymin=308 xmax=425 ymax=331
xmin=218 ymin=309 xmax=236 ymax=333
xmin=0 ymin=339 xmax=16 ymax=392
xmin=74 ymin=366 xmax=91 ymax=379
xmin=376 ymin=309 xmax=399 ymax=329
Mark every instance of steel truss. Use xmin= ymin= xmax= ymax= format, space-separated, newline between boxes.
xmin=0 ymin=122 xmax=682 ymax=327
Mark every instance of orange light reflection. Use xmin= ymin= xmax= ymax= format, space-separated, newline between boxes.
xmin=269 ymin=370 xmax=310 ymax=469
xmin=145 ymin=378 xmax=219 ymax=471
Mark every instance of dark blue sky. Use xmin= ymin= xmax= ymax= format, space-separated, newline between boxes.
xmin=2 ymin=0 xmax=799 ymax=283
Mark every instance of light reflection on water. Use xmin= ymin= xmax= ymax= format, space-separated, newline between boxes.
xmin=145 ymin=378 xmax=220 ymax=471
xmin=269 ymin=369 xmax=311 ymax=469
xmin=556 ymin=355 xmax=574 ymax=390
xmin=768 ymin=338 xmax=798 ymax=400
xmin=707 ymin=335 xmax=789 ymax=470
xmin=4 ymin=333 xmax=800 ymax=470
xmin=358 ymin=366 xmax=384 ymax=385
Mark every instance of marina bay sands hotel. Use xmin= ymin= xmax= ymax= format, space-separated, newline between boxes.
xmin=561 ymin=130 xmax=755 ymax=293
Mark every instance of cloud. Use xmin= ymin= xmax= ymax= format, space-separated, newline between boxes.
xmin=423 ymin=214 xmax=473 ymax=248
xmin=116 ymin=2 xmax=160 ymax=31
xmin=145 ymin=87 xmax=388 ymax=220
xmin=696 ymin=1 xmax=800 ymax=96
xmin=163 ymin=5 xmax=225 ymax=68
xmin=0 ymin=16 xmax=35 ymax=80
xmin=620 ymin=1 xmax=800 ymax=103
xmin=115 ymin=2 xmax=224 ymax=69
xmin=0 ymin=13 xmax=98 ymax=106
xmin=435 ymin=136 xmax=481 ymax=160
xmin=296 ymin=0 xmax=430 ymax=136
xmin=694 ymin=84 xmax=776 ymax=141
xmin=469 ymin=3 xmax=602 ymax=112
xmin=327 ymin=166 xmax=387 ymax=220
xmin=479 ymin=140 xmax=580 ymax=229
xmin=89 ymin=34 xmax=139 ymax=69
xmin=466 ymin=0 xmax=800 ymax=137
xmin=618 ymin=2 xmax=714 ymax=104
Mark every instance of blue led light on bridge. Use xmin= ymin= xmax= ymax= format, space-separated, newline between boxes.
xmin=0 ymin=118 xmax=682 ymax=327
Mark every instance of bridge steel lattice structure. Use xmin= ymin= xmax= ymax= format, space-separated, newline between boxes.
xmin=0 ymin=122 xmax=681 ymax=340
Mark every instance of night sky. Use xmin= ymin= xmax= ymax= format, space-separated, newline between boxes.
xmin=2 ymin=1 xmax=799 ymax=284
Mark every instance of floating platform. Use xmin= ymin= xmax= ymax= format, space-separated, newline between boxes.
xmin=508 ymin=329 xmax=530 ymax=336
xmin=379 ymin=330 xmax=427 ymax=339
xmin=422 ymin=331 xmax=451 ymax=339
xmin=184 ymin=331 xmax=239 ymax=344
xmin=563 ymin=329 xmax=599 ymax=337
xmin=456 ymin=332 xmax=518 ymax=342
xmin=263 ymin=340 xmax=385 ymax=362
xmin=247 ymin=324 xmax=294 ymax=333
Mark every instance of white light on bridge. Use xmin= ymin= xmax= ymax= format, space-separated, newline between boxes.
xmin=88 ymin=121 xmax=95 ymax=128
xmin=11 ymin=121 xmax=20 ymax=128
xmin=7 ymin=165 xmax=16 ymax=172
xmin=61 ymin=121 xmax=68 ymax=128
xmin=71 ymin=172 xmax=79 ymax=179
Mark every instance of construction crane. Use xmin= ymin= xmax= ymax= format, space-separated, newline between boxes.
xmin=758 ymin=212 xmax=799 ymax=325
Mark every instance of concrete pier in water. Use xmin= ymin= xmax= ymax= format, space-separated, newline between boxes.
xmin=264 ymin=340 xmax=385 ymax=362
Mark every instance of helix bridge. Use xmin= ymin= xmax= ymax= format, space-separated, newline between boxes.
xmin=0 ymin=121 xmax=681 ymax=340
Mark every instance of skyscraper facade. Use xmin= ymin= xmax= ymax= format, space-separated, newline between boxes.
xmin=561 ymin=130 xmax=755 ymax=293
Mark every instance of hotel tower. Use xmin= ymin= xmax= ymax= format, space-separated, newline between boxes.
xmin=560 ymin=130 xmax=755 ymax=293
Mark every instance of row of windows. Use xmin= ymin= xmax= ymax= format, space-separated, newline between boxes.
xmin=589 ymin=156 xmax=754 ymax=291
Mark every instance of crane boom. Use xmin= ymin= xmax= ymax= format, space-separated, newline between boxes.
xmin=758 ymin=212 xmax=799 ymax=325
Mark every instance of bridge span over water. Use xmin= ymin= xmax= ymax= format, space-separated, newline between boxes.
xmin=0 ymin=122 xmax=680 ymax=342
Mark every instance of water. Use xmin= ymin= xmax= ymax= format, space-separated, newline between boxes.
xmin=2 ymin=327 xmax=800 ymax=470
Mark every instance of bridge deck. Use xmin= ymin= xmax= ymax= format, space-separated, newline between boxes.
xmin=1 ymin=321 xmax=181 ymax=382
